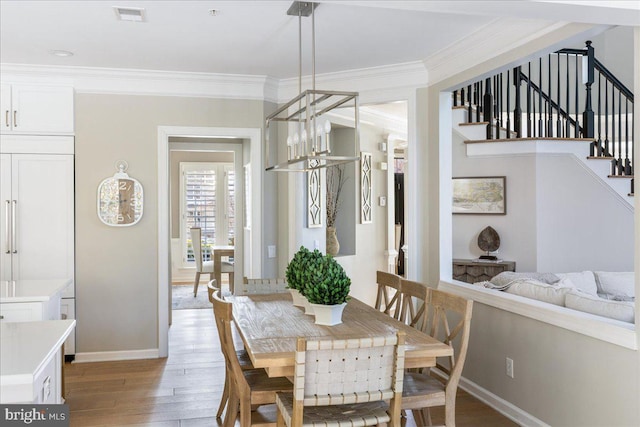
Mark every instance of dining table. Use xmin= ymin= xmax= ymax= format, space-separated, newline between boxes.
xmin=212 ymin=245 xmax=234 ymax=293
xmin=229 ymin=293 xmax=453 ymax=378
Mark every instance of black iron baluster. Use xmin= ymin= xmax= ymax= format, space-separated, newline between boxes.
xmin=574 ymin=54 xmax=580 ymax=137
xmin=499 ymin=72 xmax=504 ymax=139
xmin=476 ymin=82 xmax=481 ymax=123
xmin=538 ymin=57 xmax=543 ymax=137
xmin=604 ymin=79 xmax=610 ymax=158
xmin=566 ymin=54 xmax=570 ymax=138
xmin=484 ymin=77 xmax=493 ymax=139
xmin=454 ymin=90 xmax=459 ymax=107
xmin=467 ymin=84 xmax=472 ymax=123
xmin=547 ymin=54 xmax=552 ymax=137
xmin=514 ymin=67 xmax=522 ymax=138
xmin=506 ymin=71 xmax=511 ymax=138
xmin=596 ymin=72 xmax=602 ymax=155
xmin=610 ymin=85 xmax=616 ymax=175
xmin=557 ymin=53 xmax=562 ymax=137
xmin=618 ymin=89 xmax=622 ymax=174
xmin=494 ymin=75 xmax=500 ymax=139
xmin=527 ymin=63 xmax=532 ymax=137
xmin=625 ymin=97 xmax=631 ymax=175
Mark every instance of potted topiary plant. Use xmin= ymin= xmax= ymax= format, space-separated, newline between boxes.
xmin=301 ymin=254 xmax=351 ymax=325
xmin=285 ymin=246 xmax=311 ymax=307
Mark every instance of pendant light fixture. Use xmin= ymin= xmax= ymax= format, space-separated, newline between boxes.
xmin=265 ymin=1 xmax=360 ymax=172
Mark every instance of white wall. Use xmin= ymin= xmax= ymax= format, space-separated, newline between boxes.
xmin=452 ymin=131 xmax=634 ymax=273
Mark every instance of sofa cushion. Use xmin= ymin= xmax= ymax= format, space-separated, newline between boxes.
xmin=505 ymin=279 xmax=575 ymax=306
xmin=556 ymin=271 xmax=598 ymax=296
xmin=565 ymin=290 xmax=635 ymax=323
xmin=593 ymin=271 xmax=635 ymax=299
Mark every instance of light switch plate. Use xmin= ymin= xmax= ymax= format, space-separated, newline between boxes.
xmin=267 ymin=245 xmax=276 ymax=258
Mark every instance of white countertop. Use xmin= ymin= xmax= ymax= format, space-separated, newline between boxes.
xmin=1 ymin=320 xmax=75 ymax=384
xmin=0 ymin=279 xmax=72 ymax=303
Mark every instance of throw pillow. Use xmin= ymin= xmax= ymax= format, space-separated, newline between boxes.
xmin=593 ymin=271 xmax=635 ymax=299
xmin=556 ymin=271 xmax=598 ymax=296
xmin=490 ymin=271 xmax=560 ymax=289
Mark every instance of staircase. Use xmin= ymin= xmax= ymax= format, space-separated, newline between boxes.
xmin=452 ymin=41 xmax=635 ymax=198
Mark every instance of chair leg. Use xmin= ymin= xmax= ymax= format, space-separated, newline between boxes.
xmin=223 ymin=388 xmax=239 ymax=427
xmin=193 ymin=272 xmax=201 ymax=297
xmin=216 ymin=369 xmax=230 ymax=420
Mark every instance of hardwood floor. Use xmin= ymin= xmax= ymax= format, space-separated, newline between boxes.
xmin=65 ymin=308 xmax=518 ymax=427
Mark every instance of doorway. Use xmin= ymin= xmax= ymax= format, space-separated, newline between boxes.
xmin=157 ymin=126 xmax=263 ymax=358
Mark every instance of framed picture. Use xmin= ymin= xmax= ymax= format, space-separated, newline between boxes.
xmin=452 ymin=176 xmax=506 ymax=215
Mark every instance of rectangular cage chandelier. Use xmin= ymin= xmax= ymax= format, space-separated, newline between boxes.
xmin=264 ymin=1 xmax=360 ymax=172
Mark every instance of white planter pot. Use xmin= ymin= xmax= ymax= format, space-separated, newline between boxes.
xmin=310 ymin=302 xmax=347 ymax=326
xmin=289 ymin=289 xmax=305 ymax=307
xmin=303 ymin=298 xmax=315 ymax=316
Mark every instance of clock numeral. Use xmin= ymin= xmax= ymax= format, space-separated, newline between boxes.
xmin=117 ymin=214 xmax=124 ymax=222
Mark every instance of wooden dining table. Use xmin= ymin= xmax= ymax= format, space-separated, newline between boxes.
xmin=213 ymin=245 xmax=234 ymax=293
xmin=229 ymin=293 xmax=453 ymax=378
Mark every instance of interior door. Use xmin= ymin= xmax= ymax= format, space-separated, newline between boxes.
xmin=11 ymin=154 xmax=74 ymax=283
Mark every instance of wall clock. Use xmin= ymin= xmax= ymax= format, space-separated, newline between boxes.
xmin=97 ymin=160 xmax=144 ymax=226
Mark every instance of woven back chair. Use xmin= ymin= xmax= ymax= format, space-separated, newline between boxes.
xmin=402 ymin=289 xmax=473 ymax=426
xmin=211 ymin=287 xmax=292 ymax=426
xmin=239 ymin=277 xmax=288 ymax=295
xmin=275 ymin=332 xmax=406 ymax=427
xmin=375 ymin=270 xmax=403 ymax=320
xmin=399 ymin=279 xmax=430 ymax=332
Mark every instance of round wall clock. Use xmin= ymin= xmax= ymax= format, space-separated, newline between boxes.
xmin=97 ymin=160 xmax=144 ymax=226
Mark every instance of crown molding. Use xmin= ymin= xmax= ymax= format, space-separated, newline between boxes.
xmin=0 ymin=64 xmax=280 ymax=103
xmin=1 ymin=62 xmax=425 ymax=104
xmin=276 ymin=61 xmax=428 ymax=103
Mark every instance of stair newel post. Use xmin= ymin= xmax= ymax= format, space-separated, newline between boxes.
xmin=484 ymin=77 xmax=493 ymax=139
xmin=583 ymin=41 xmax=595 ymax=151
xmin=513 ymin=67 xmax=522 ymax=138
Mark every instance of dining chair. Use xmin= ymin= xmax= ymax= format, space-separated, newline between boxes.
xmin=275 ymin=332 xmax=406 ymax=427
xmin=375 ymin=270 xmax=403 ymax=320
xmin=211 ymin=286 xmax=293 ymax=427
xmin=207 ymin=280 xmax=256 ymax=420
xmin=401 ymin=289 xmax=473 ymax=426
xmin=191 ymin=227 xmax=234 ymax=297
xmin=239 ymin=277 xmax=288 ymax=295
xmin=399 ymin=279 xmax=430 ymax=332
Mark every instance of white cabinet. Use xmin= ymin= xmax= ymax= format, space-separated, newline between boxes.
xmin=0 ymin=137 xmax=74 ymax=288
xmin=0 ymin=84 xmax=74 ymax=135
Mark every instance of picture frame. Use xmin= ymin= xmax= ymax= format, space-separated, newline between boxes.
xmin=452 ymin=176 xmax=506 ymax=215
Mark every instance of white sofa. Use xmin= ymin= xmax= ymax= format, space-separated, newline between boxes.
xmin=476 ymin=271 xmax=635 ymax=323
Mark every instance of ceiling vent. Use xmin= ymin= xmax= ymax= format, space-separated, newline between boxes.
xmin=114 ymin=6 xmax=145 ymax=22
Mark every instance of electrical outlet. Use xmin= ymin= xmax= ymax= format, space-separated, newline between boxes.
xmin=506 ymin=357 xmax=514 ymax=378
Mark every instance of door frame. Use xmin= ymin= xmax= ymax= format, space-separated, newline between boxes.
xmin=157 ymin=126 xmax=262 ymax=357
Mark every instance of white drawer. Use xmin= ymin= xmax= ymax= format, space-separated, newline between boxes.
xmin=0 ymin=302 xmax=42 ymax=322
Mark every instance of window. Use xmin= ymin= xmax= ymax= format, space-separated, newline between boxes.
xmin=180 ymin=162 xmax=234 ymax=266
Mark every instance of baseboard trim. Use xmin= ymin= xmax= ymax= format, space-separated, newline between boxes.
xmin=74 ymin=348 xmax=159 ymax=363
xmin=458 ymin=376 xmax=551 ymax=427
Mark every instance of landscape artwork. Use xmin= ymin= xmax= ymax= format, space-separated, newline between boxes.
xmin=452 ymin=176 xmax=506 ymax=214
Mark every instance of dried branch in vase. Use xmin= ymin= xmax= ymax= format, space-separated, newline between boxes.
xmin=326 ymin=164 xmax=346 ymax=228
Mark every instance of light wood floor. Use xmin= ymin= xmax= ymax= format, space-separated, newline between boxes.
xmin=65 ymin=308 xmax=518 ymax=427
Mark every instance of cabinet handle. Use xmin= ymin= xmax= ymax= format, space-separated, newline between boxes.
xmin=11 ymin=200 xmax=16 ymax=254
xmin=13 ymin=110 xmax=17 ymax=127
xmin=4 ymin=110 xmax=8 ymax=127
xmin=4 ymin=201 xmax=9 ymax=254
xmin=0 ymin=315 xmax=4 ymax=320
